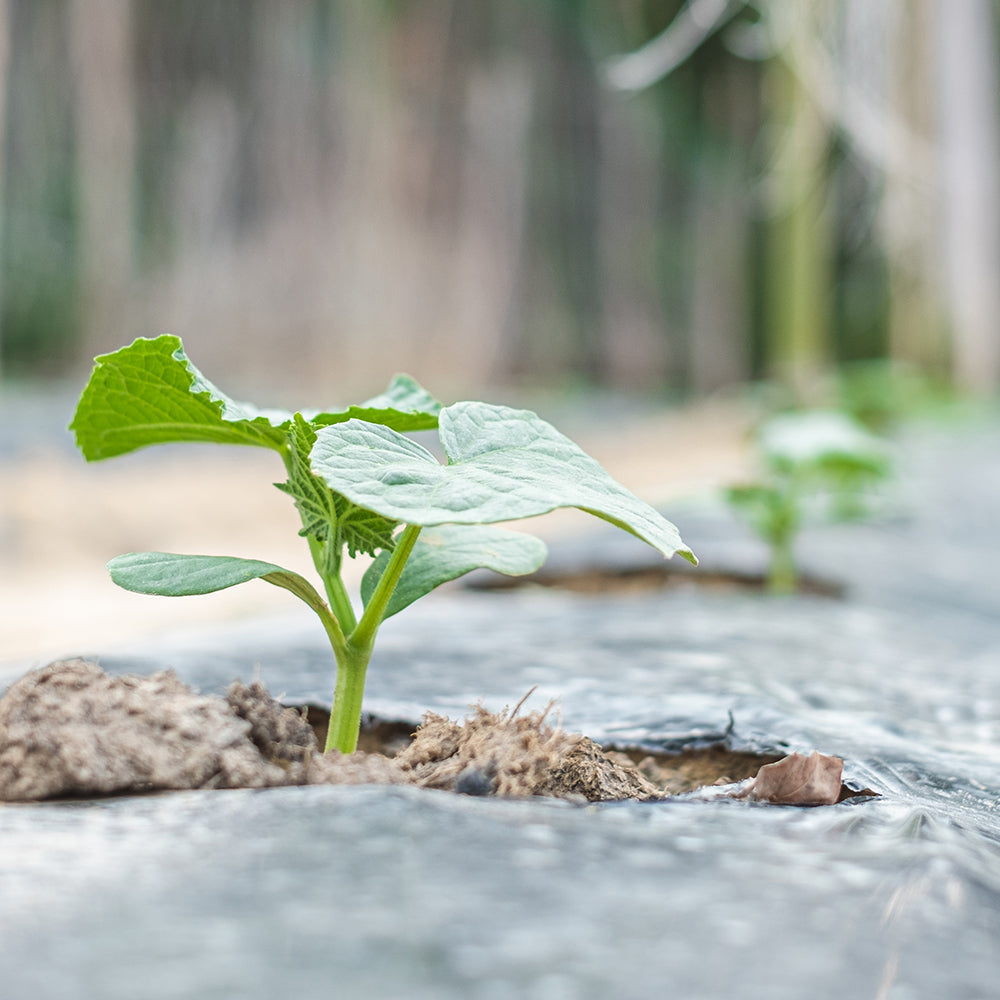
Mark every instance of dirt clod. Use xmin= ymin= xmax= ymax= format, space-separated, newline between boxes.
xmin=541 ymin=738 xmax=662 ymax=801
xmin=227 ymin=680 xmax=315 ymax=772
xmin=394 ymin=705 xmax=582 ymax=798
xmin=0 ymin=660 xmax=296 ymax=799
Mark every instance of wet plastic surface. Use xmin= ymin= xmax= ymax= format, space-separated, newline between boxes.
xmin=1 ymin=416 xmax=999 ymax=999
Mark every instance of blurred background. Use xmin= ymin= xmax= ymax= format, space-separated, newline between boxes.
xmin=3 ymin=0 xmax=999 ymax=401
xmin=1 ymin=0 xmax=999 ymax=663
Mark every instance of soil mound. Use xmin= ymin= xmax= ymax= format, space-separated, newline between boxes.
xmin=0 ymin=660 xmax=649 ymax=802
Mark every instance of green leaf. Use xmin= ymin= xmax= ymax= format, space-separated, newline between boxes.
xmin=338 ymin=503 xmax=400 ymax=558
xmin=108 ymin=552 xmax=344 ymax=642
xmin=759 ymin=411 xmax=890 ymax=478
xmin=70 ymin=335 xmax=292 ymax=459
xmin=310 ymin=401 xmax=697 ymax=564
xmin=316 ymin=374 xmax=442 ymax=432
xmin=276 ymin=413 xmax=399 ymax=560
xmin=360 ymin=524 xmax=548 ymax=619
xmin=70 ymin=337 xmax=443 ymax=461
xmin=109 ymin=551 xmax=306 ymax=597
xmin=275 ymin=415 xmax=337 ymax=540
xmin=725 ymin=484 xmax=798 ymax=545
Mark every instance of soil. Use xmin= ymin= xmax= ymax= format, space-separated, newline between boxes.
xmin=303 ymin=705 xmax=787 ymax=795
xmin=465 ymin=564 xmax=845 ymax=599
xmin=0 ymin=659 xmax=864 ymax=805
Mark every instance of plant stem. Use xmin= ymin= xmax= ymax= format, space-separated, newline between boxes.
xmin=767 ymin=534 xmax=798 ymax=594
xmin=350 ymin=524 xmax=422 ymax=651
xmin=307 ymin=534 xmax=357 ymax=632
xmin=325 ymin=567 xmax=359 ymax=634
xmin=765 ymin=480 xmax=800 ymax=595
xmin=323 ymin=524 xmax=423 ymax=754
xmin=262 ymin=570 xmax=348 ymax=655
xmin=324 ymin=638 xmax=374 ymax=754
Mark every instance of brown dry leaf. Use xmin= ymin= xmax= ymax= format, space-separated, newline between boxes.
xmin=743 ymin=751 xmax=843 ymax=806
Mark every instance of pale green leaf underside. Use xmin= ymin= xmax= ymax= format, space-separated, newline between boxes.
xmin=107 ymin=552 xmax=327 ymax=615
xmin=361 ymin=524 xmax=547 ymax=619
xmin=71 ymin=335 xmax=441 ymax=461
xmin=311 ymin=401 xmax=696 ymax=564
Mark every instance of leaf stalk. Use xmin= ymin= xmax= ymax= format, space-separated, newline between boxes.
xmin=351 ymin=524 xmax=422 ymax=652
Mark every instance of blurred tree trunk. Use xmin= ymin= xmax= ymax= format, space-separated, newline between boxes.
xmin=936 ymin=0 xmax=1000 ymax=394
xmin=763 ymin=49 xmax=832 ymax=404
xmin=883 ymin=0 xmax=949 ymax=379
xmin=507 ymin=4 xmax=604 ymax=384
xmin=254 ymin=0 xmax=323 ymax=215
xmin=544 ymin=12 xmax=604 ymax=383
xmin=688 ymin=52 xmax=757 ymax=394
xmin=323 ymin=0 xmax=408 ymax=381
xmin=597 ymin=93 xmax=672 ymax=389
xmin=451 ymin=53 xmax=532 ymax=385
xmin=689 ymin=153 xmax=750 ymax=392
xmin=68 ymin=0 xmax=135 ymax=356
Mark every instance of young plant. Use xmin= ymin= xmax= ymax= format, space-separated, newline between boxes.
xmin=70 ymin=336 xmax=696 ymax=753
xmin=725 ymin=410 xmax=890 ymax=594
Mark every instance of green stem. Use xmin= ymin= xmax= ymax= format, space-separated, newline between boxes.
xmin=351 ymin=524 xmax=422 ymax=651
xmin=765 ymin=480 xmax=801 ymax=595
xmin=279 ymin=444 xmax=359 ymax=632
xmin=307 ymin=534 xmax=357 ymax=633
xmin=324 ymin=639 xmax=374 ymax=754
xmin=326 ymin=565 xmax=358 ymax=633
xmin=323 ymin=524 xmax=422 ymax=754
xmin=767 ymin=534 xmax=798 ymax=594
xmin=261 ymin=570 xmax=348 ymax=656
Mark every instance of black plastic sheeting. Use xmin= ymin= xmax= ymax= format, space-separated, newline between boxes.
xmin=1 ymin=416 xmax=998 ymax=999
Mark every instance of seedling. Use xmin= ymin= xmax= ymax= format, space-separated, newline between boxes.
xmin=71 ymin=336 xmax=696 ymax=753
xmin=725 ymin=410 xmax=890 ymax=593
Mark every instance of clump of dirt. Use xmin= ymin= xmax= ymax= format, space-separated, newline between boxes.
xmin=390 ymin=702 xmax=581 ymax=797
xmin=0 ymin=660 xmax=296 ymax=800
xmin=540 ymin=738 xmax=662 ymax=801
xmin=0 ymin=659 xmax=855 ymax=805
xmin=227 ymin=679 xmax=316 ymax=772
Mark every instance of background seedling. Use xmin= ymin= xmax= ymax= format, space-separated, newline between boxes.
xmin=725 ymin=410 xmax=891 ymax=594
xmin=71 ymin=336 xmax=696 ymax=753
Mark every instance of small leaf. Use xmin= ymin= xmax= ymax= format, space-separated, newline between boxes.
xmin=724 ymin=484 xmax=798 ymax=541
xmin=743 ymin=751 xmax=843 ymax=805
xmin=339 ymin=503 xmax=399 ymax=558
xmin=108 ymin=552 xmax=343 ymax=640
xmin=759 ymin=411 xmax=890 ymax=478
xmin=310 ymin=402 xmax=696 ymax=564
xmin=275 ymin=415 xmax=338 ymax=541
xmin=276 ymin=414 xmax=399 ymax=558
xmin=361 ymin=525 xmax=548 ymax=618
xmin=315 ymin=374 xmax=443 ymax=432
xmin=109 ymin=552 xmax=311 ymax=600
